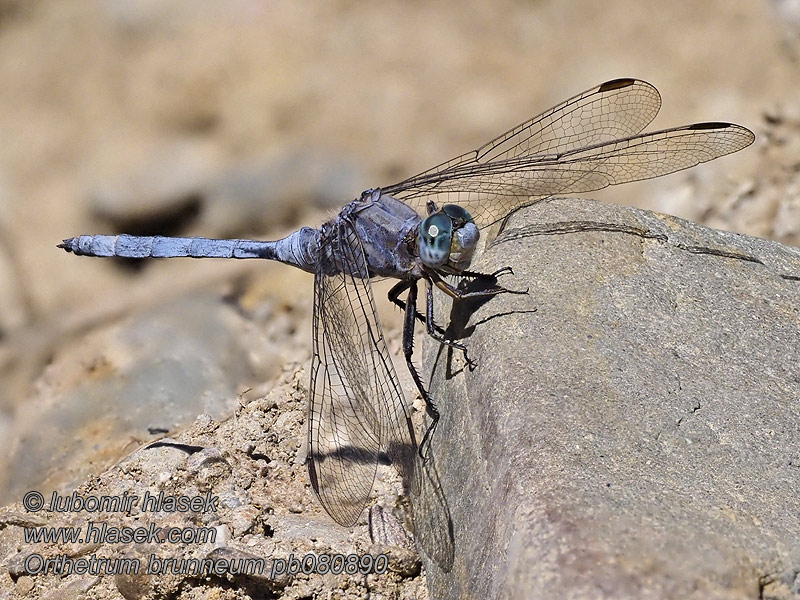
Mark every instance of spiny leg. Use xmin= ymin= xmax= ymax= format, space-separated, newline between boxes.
xmin=388 ymin=279 xmax=445 ymax=336
xmin=388 ymin=279 xmax=480 ymax=359
xmin=424 ymin=277 xmax=475 ymax=368
xmin=430 ymin=270 xmax=528 ymax=300
xmin=390 ymin=277 xmax=471 ymax=361
xmin=395 ymin=269 xmax=524 ymax=458
xmin=458 ymin=265 xmax=515 ymax=280
xmin=401 ymin=280 xmax=439 ymax=460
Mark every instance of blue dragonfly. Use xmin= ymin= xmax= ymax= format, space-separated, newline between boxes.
xmin=60 ymin=78 xmax=754 ymax=525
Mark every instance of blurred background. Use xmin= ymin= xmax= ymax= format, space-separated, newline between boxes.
xmin=0 ymin=0 xmax=796 ymax=505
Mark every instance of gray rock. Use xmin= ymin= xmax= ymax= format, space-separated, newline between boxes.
xmin=201 ymin=150 xmax=364 ymax=235
xmin=369 ymin=504 xmax=414 ymax=550
xmin=0 ymin=293 xmax=275 ymax=506
xmin=418 ymin=198 xmax=800 ymax=600
xmin=89 ymin=141 xmax=216 ymax=231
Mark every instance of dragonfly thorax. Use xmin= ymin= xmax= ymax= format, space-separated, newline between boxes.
xmin=418 ymin=204 xmax=479 ymax=271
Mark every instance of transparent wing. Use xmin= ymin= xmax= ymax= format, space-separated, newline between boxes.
xmin=307 ymin=219 xmax=418 ymax=526
xmin=382 ymin=79 xmax=754 ymax=227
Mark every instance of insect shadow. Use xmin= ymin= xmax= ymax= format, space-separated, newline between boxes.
xmin=410 ymin=448 xmax=455 ymax=572
xmin=412 ymin=270 xmax=535 ymax=572
xmin=436 ymin=270 xmax=537 ymax=379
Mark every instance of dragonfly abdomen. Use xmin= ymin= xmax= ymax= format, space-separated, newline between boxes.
xmin=59 ymin=228 xmax=320 ymax=273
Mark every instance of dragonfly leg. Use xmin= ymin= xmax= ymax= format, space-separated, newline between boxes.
xmin=402 ymin=281 xmax=439 ymax=460
xmin=388 ymin=279 xmax=446 ymax=335
xmin=389 ymin=279 xmax=470 ymax=360
xmin=431 ymin=270 xmax=529 ymax=299
xmin=424 ymin=278 xmax=475 ymax=368
xmin=459 ymin=265 xmax=515 ymax=279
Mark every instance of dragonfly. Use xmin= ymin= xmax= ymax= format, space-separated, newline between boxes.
xmin=59 ymin=78 xmax=754 ymax=526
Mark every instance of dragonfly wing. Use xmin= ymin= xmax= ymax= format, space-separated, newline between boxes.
xmin=383 ymin=79 xmax=660 ymax=199
xmin=476 ymin=78 xmax=662 ymax=160
xmin=385 ymin=121 xmax=754 ymax=228
xmin=529 ymin=122 xmax=756 ymax=192
xmin=307 ymin=219 xmax=418 ymax=526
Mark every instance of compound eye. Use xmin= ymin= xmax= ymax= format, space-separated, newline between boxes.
xmin=418 ymin=213 xmax=453 ymax=268
xmin=442 ymin=204 xmax=473 ymax=226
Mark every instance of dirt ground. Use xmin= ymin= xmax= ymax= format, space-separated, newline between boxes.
xmin=0 ymin=1 xmax=798 ymax=598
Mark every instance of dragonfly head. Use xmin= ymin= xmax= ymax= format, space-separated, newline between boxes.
xmin=418 ymin=204 xmax=479 ymax=270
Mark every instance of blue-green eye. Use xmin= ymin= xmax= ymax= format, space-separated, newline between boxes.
xmin=442 ymin=204 xmax=473 ymax=225
xmin=418 ymin=212 xmax=453 ymax=268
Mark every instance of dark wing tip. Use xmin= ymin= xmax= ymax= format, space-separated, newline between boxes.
xmin=598 ymin=78 xmax=637 ymax=92
xmin=689 ymin=121 xmax=734 ymax=130
xmin=688 ymin=121 xmax=756 ymax=147
xmin=58 ymin=239 xmax=75 ymax=252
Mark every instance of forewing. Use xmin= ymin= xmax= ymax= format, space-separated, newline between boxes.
xmin=476 ymin=78 xmax=661 ymax=160
xmin=382 ymin=78 xmax=753 ymax=227
xmin=307 ymin=219 xmax=418 ymax=526
xmin=383 ymin=79 xmax=659 ymax=199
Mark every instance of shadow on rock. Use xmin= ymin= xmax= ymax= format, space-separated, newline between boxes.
xmin=411 ymin=451 xmax=455 ymax=572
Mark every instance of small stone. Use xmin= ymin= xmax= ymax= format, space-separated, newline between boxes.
xmin=115 ymin=571 xmax=153 ymax=600
xmin=15 ymin=576 xmax=34 ymax=594
xmin=368 ymin=505 xmax=413 ymax=549
xmin=185 ymin=447 xmax=227 ymax=472
xmin=230 ymin=505 xmax=259 ymax=536
xmin=369 ymin=543 xmax=421 ymax=578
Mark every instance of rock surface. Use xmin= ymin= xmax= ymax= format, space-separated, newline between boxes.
xmin=0 ymin=292 xmax=293 ymax=507
xmin=419 ymin=198 xmax=800 ymax=600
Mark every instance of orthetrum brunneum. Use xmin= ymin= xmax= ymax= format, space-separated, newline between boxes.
xmin=60 ymin=78 xmax=755 ymax=525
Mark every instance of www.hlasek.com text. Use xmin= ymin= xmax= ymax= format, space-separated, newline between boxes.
xmin=25 ymin=522 xmax=217 ymax=545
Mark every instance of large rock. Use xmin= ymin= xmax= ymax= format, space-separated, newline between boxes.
xmin=418 ymin=198 xmax=800 ymax=600
xmin=0 ymin=290 xmax=301 ymax=507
